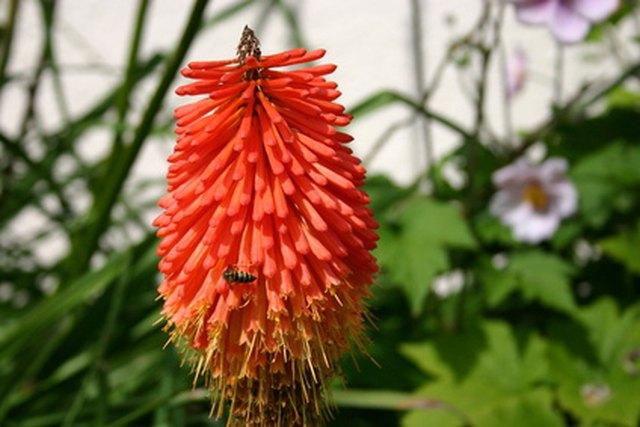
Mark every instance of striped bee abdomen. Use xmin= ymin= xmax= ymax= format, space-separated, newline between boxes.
xmin=223 ymin=265 xmax=257 ymax=284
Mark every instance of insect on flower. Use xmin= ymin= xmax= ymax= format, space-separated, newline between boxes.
xmin=222 ymin=264 xmax=257 ymax=284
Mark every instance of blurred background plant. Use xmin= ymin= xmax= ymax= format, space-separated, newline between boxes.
xmin=1 ymin=0 xmax=640 ymax=426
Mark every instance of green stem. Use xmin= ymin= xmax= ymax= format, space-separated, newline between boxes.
xmin=0 ymin=0 xmax=20 ymax=99
xmin=332 ymin=389 xmax=470 ymax=425
xmin=0 ymin=132 xmax=73 ymax=220
xmin=112 ymin=0 xmax=151 ymax=156
xmin=273 ymin=0 xmax=307 ymax=48
xmin=577 ymin=60 xmax=640 ymax=109
xmin=255 ymin=0 xmax=276 ymax=35
xmin=18 ymin=0 xmax=58 ymax=136
xmin=350 ymin=90 xmax=472 ymax=140
xmin=40 ymin=0 xmax=70 ymax=123
xmin=363 ymin=117 xmax=415 ymax=167
xmin=499 ymin=43 xmax=515 ymax=146
xmin=466 ymin=1 xmax=503 ymax=216
xmin=409 ymin=0 xmax=434 ymax=177
xmin=554 ymin=41 xmax=564 ymax=106
xmin=203 ymin=0 xmax=254 ymax=29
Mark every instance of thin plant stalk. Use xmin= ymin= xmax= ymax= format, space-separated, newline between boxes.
xmin=410 ymin=0 xmax=434 ymax=179
xmin=554 ymin=41 xmax=564 ymax=105
xmin=0 ymin=0 xmax=20 ymax=103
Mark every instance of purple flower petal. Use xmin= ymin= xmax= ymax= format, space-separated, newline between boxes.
xmin=490 ymin=189 xmax=523 ymax=217
xmin=506 ymin=48 xmax=528 ymax=98
xmin=512 ymin=212 xmax=560 ymax=243
xmin=540 ymin=157 xmax=568 ymax=181
xmin=548 ymin=181 xmax=578 ymax=217
xmin=550 ymin=3 xmax=591 ymax=43
xmin=493 ymin=159 xmax=535 ymax=187
xmin=569 ymin=0 xmax=618 ymax=22
xmin=515 ymin=0 xmax=558 ymax=25
xmin=501 ymin=202 xmax=535 ymax=228
xmin=490 ymin=156 xmax=578 ymax=244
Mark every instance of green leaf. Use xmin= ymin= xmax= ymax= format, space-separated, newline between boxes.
xmin=555 ymin=109 xmax=640 ymax=160
xmin=573 ymin=180 xmax=617 ymax=228
xmin=476 ymin=258 xmax=518 ymax=307
xmin=509 ymin=251 xmax=576 ymax=313
xmin=364 ymin=174 xmax=416 ymax=217
xmin=402 ymin=322 xmax=548 ymax=391
xmin=548 ymin=299 xmax=640 ymax=426
xmin=549 ymin=342 xmax=640 ymax=426
xmin=475 ymin=390 xmax=565 ymax=427
xmin=401 ymin=322 xmax=559 ymax=427
xmin=477 ymin=251 xmax=575 ymax=312
xmin=607 ymin=87 xmax=640 ymax=109
xmin=0 ymin=250 xmax=129 ymax=356
xmin=398 ymin=199 xmax=476 ymax=249
xmin=575 ymin=298 xmax=640 ymax=368
xmin=349 ymin=91 xmax=401 ymax=118
xmin=599 ymin=221 xmax=640 ymax=275
xmin=571 ymin=142 xmax=640 ymax=228
xmin=572 ymin=142 xmax=640 ymax=185
xmin=376 ymin=198 xmax=476 ymax=316
xmin=376 ymin=226 xmax=447 ymax=317
xmin=401 ymin=326 xmax=487 ymax=382
xmin=403 ymin=386 xmax=563 ymax=427
xmin=474 ymin=212 xmax=516 ymax=246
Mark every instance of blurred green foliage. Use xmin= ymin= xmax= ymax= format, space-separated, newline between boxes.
xmin=1 ymin=1 xmax=639 ymax=426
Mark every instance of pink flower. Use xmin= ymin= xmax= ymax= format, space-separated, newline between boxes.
xmin=512 ymin=0 xmax=619 ymax=44
xmin=505 ymin=48 xmax=528 ymax=99
xmin=490 ymin=157 xmax=578 ymax=244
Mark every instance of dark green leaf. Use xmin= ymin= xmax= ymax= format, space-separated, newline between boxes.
xmin=401 ymin=322 xmax=557 ymax=427
xmin=376 ymin=198 xmax=476 ymax=315
xmin=599 ymin=221 xmax=640 ymax=275
xmin=548 ymin=299 xmax=640 ymax=426
xmin=509 ymin=251 xmax=576 ymax=313
xmin=477 ymin=251 xmax=575 ymax=313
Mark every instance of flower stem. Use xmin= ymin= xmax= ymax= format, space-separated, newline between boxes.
xmin=499 ymin=44 xmax=515 ymax=146
xmin=112 ymin=0 xmax=151 ymax=157
xmin=0 ymin=0 xmax=20 ymax=104
xmin=554 ymin=41 xmax=564 ymax=105
xmin=409 ymin=0 xmax=434 ymax=179
xmin=350 ymin=90 xmax=472 ymax=140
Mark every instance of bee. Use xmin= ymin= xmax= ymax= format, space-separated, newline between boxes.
xmin=223 ymin=264 xmax=257 ymax=284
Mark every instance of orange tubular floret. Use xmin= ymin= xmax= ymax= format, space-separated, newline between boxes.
xmin=154 ymin=27 xmax=377 ymax=427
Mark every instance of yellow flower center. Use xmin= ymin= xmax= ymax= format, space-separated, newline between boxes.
xmin=523 ymin=182 xmax=549 ymax=212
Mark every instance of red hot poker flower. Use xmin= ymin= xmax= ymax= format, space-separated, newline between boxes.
xmin=153 ymin=26 xmax=378 ymax=426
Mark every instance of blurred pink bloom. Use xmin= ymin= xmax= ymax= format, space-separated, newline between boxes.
xmin=505 ymin=48 xmax=528 ymax=98
xmin=490 ymin=157 xmax=577 ymax=243
xmin=512 ymin=0 xmax=619 ymax=44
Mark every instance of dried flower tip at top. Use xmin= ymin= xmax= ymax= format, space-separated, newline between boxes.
xmin=237 ymin=26 xmax=262 ymax=81
xmin=237 ymin=25 xmax=261 ymax=63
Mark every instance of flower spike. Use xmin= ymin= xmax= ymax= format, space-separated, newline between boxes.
xmin=153 ymin=26 xmax=378 ymax=426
